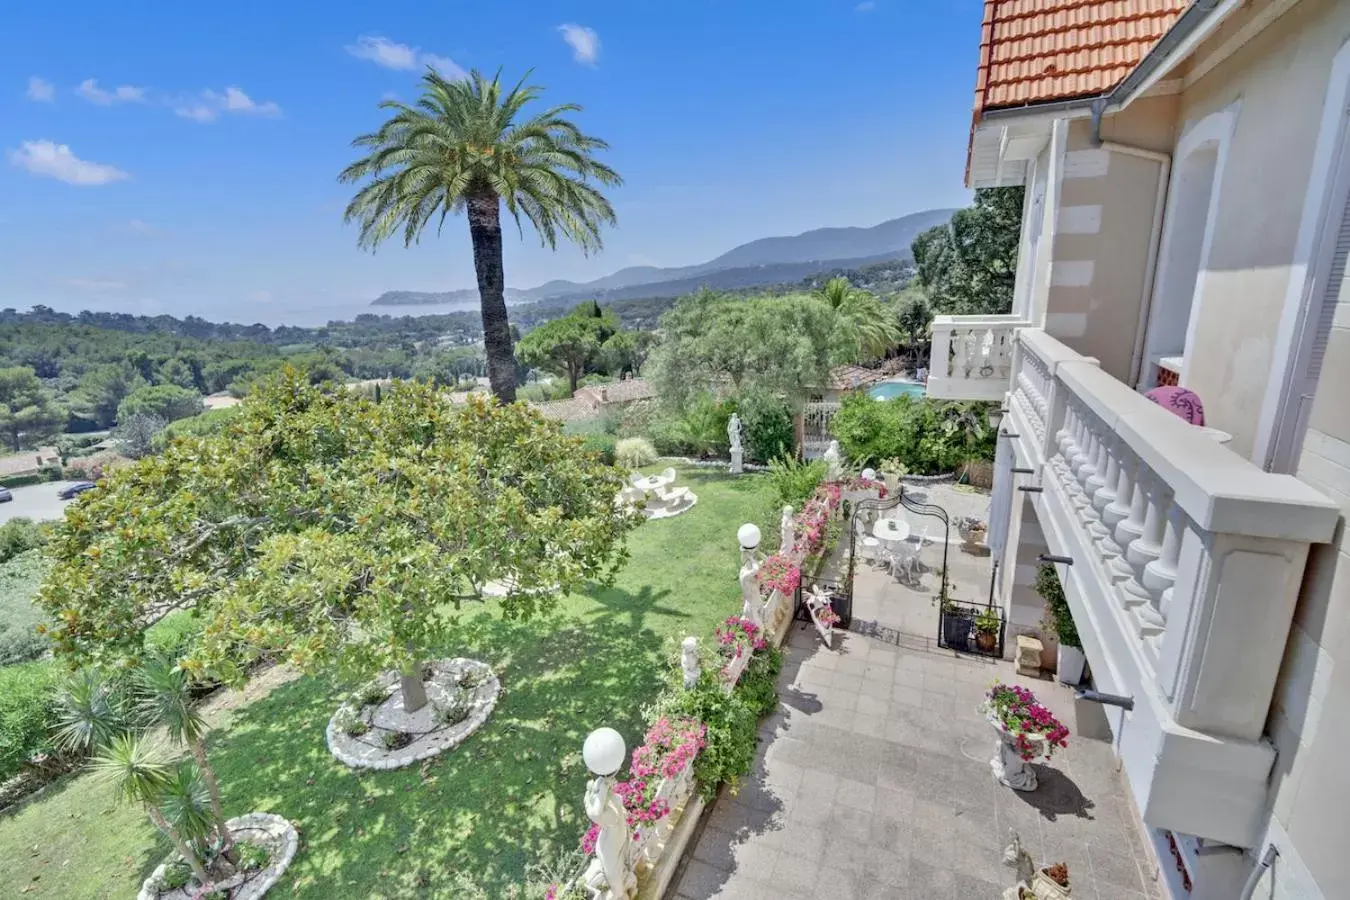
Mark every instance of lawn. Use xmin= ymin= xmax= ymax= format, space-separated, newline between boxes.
xmin=0 ymin=467 xmax=772 ymax=899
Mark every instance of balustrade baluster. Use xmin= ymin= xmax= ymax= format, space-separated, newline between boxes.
xmin=954 ymin=330 xmax=971 ymax=379
xmin=1120 ymin=474 xmax=1168 ymax=610
xmin=1137 ymin=504 xmax=1183 ymax=648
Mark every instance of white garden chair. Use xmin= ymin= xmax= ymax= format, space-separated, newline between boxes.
xmin=855 ymin=517 xmax=881 ymax=565
xmin=658 ymin=466 xmax=677 ymax=486
xmin=654 ymin=483 xmax=691 ymax=506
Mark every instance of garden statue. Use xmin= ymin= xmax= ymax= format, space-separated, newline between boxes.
xmin=728 ymin=413 xmax=744 ymax=475
xmin=1002 ymin=829 xmax=1035 ymax=885
xmin=681 ymin=636 xmax=700 ymax=689
xmin=584 ymin=775 xmax=637 ymax=899
xmin=822 ymin=440 xmax=843 ymax=482
xmin=780 ymin=505 xmax=795 ymax=557
xmin=991 ymin=727 xmax=1042 ymax=792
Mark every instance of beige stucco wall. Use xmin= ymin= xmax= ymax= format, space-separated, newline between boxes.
xmin=1044 ymin=97 xmax=1178 ymax=383
xmin=1171 ymin=0 xmax=1350 ymax=459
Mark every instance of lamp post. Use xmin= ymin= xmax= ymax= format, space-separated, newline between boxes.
xmin=583 ymin=727 xmax=627 ymax=777
xmin=988 ymin=406 xmax=1007 ymax=431
xmin=582 ymin=727 xmax=635 ymax=898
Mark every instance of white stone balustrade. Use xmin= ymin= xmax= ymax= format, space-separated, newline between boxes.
xmin=1003 ymin=328 xmax=1340 ymax=848
xmin=927 ymin=315 xmax=1023 ymax=401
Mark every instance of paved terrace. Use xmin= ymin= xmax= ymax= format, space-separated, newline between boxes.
xmin=671 ymin=626 xmax=1162 ymax=900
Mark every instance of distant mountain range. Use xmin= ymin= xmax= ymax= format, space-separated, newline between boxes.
xmin=371 ymin=208 xmax=956 ymax=308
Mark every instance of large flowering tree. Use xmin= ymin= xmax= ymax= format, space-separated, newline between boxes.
xmin=38 ymin=371 xmax=636 ymax=712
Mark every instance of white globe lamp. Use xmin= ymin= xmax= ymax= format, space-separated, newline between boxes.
xmin=737 ymin=523 xmax=762 ymax=551
xmin=861 ymin=467 xmax=877 ymax=481
xmin=583 ymin=727 xmax=627 ymax=777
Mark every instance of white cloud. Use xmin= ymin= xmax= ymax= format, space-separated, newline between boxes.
xmin=8 ymin=140 xmax=129 ymax=186
xmin=76 ymin=78 xmax=147 ymax=105
xmin=558 ymin=24 xmax=601 ymax=65
xmin=64 ymin=277 xmax=128 ymax=291
xmin=26 ymin=76 xmax=55 ymax=102
xmin=855 ymin=1 xmax=877 ymax=10
xmin=124 ymin=218 xmax=154 ymax=233
xmin=250 ymin=290 xmax=273 ymax=303
xmin=346 ymin=35 xmax=466 ymax=79
xmin=174 ymin=86 xmax=282 ymax=123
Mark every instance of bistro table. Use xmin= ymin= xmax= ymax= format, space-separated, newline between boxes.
xmin=632 ymin=474 xmax=666 ymax=495
xmin=872 ymin=517 xmax=911 ymax=545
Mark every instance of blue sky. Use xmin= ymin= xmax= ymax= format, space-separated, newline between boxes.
xmin=1 ymin=0 xmax=983 ymax=325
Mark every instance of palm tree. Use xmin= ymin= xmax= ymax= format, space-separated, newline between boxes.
xmin=339 ymin=69 xmax=622 ymax=402
xmin=91 ymin=733 xmax=214 ymax=888
xmin=815 ymin=277 xmax=900 ymax=362
xmin=136 ymin=657 xmax=231 ymax=852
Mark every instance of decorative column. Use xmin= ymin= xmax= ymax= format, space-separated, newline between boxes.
xmin=1136 ymin=504 xmax=1183 ymax=652
xmin=582 ymin=728 xmax=636 ymax=900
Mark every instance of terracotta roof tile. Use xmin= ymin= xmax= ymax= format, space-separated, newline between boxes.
xmin=972 ymin=0 xmax=1187 ymax=117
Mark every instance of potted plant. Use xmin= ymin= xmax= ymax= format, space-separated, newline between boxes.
xmin=1037 ymin=564 xmax=1085 ymax=685
xmin=878 ymin=457 xmax=908 ymax=495
xmin=935 ymin=583 xmax=971 ymax=650
xmin=974 ymin=606 xmax=1000 ymax=652
xmin=955 ymin=515 xmax=988 ymax=549
xmin=1031 ymin=861 xmax=1071 ymax=899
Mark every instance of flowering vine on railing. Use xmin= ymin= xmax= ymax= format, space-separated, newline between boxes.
xmin=844 ymin=476 xmax=888 ymax=498
xmin=716 ymin=615 xmax=767 ymax=655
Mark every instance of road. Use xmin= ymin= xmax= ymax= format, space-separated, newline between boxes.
xmin=0 ymin=481 xmax=86 ymax=524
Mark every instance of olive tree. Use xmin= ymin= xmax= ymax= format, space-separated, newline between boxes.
xmin=38 ymin=370 xmax=636 ymax=713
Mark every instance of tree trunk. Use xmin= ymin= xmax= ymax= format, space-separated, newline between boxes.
xmin=147 ymin=804 xmax=213 ymax=887
xmin=467 ymin=191 xmax=517 ymax=403
xmin=191 ymin=739 xmax=234 ymax=856
xmin=399 ymin=662 xmax=428 ymax=713
xmin=569 ymin=364 xmax=581 ymax=394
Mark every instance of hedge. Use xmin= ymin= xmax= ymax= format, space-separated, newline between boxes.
xmin=0 ymin=467 xmax=62 ymax=489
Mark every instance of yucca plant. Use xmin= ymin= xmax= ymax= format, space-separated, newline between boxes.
xmin=136 ymin=656 xmax=232 ymax=853
xmin=52 ymin=668 xmax=131 ymax=757
xmin=340 ymin=69 xmax=621 ymax=403
xmin=92 ymin=733 xmax=213 ymax=887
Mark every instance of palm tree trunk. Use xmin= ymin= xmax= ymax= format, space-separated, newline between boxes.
xmin=147 ymin=804 xmax=213 ymax=887
xmin=467 ymin=191 xmax=517 ymax=403
xmin=190 ymin=739 xmax=233 ymax=854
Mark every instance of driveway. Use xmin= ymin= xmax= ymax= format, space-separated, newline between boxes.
xmin=0 ymin=481 xmax=85 ymax=524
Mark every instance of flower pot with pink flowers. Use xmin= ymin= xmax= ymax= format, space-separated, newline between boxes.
xmin=981 ymin=683 xmax=1069 ymax=792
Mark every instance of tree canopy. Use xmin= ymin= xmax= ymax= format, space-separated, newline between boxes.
xmin=37 ymin=370 xmax=637 ymax=684
xmin=0 ymin=366 xmax=63 ymax=450
xmin=911 ymin=187 xmax=1024 ymax=316
xmin=647 ymin=290 xmax=835 ymax=411
xmin=515 ymin=302 xmax=621 ymax=391
xmin=814 ymin=277 xmax=900 ymax=363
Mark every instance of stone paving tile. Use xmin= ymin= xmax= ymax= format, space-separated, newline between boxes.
xmin=672 ymin=626 xmax=1159 ymax=899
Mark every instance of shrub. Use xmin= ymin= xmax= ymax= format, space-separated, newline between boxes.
xmin=235 ymin=840 xmax=271 ymax=872
xmin=160 ymin=408 xmax=240 ymax=443
xmin=116 ymin=384 xmax=204 ymax=424
xmin=1037 ymin=563 xmax=1080 ymax=650
xmin=437 ymin=690 xmax=472 ymax=726
xmin=666 ymin=394 xmax=735 ymax=458
xmin=160 ymin=860 xmax=194 ymax=890
xmin=0 ymin=660 xmax=62 ymax=782
xmin=0 ymin=517 xmax=45 ymax=564
xmin=335 ymin=708 xmax=369 ymax=737
xmin=614 ymin=437 xmax=657 ymax=469
xmin=0 ymin=467 xmax=61 ymax=488
xmin=579 ymin=432 xmax=616 ymax=465
xmin=765 ymin=457 xmax=826 ymax=511
xmin=0 ymin=549 xmax=51 ymax=665
xmin=830 ymin=393 xmax=995 ymax=474
xmin=355 ymin=681 xmax=390 ymax=708
xmin=736 ymin=391 xmax=795 ymax=463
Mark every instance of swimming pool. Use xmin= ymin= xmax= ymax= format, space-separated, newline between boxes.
xmin=867 ymin=380 xmax=927 ymax=401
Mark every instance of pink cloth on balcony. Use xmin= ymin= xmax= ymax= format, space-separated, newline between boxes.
xmin=1145 ymin=386 xmax=1205 ymax=426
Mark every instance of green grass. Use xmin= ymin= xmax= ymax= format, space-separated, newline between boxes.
xmin=0 ymin=550 xmax=51 ymax=665
xmin=0 ymin=468 xmax=772 ymax=899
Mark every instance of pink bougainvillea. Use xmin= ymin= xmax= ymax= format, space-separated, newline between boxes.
xmin=982 ymin=683 xmax=1070 ymax=761
xmin=757 ymin=553 xmax=801 ymax=596
xmin=716 ymin=615 xmax=767 ymax=654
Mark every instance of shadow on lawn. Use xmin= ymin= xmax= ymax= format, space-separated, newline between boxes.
xmin=200 ymin=590 xmax=671 ymax=897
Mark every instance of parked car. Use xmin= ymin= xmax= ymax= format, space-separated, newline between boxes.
xmin=0 ymin=487 xmax=11 ymax=502
xmin=57 ymin=481 xmax=97 ymax=500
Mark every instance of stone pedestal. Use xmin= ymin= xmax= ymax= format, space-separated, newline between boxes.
xmin=1015 ymin=635 xmax=1044 ymax=677
xmin=729 ymin=449 xmax=743 ymax=475
xmin=991 ymin=722 xmax=1041 ymax=792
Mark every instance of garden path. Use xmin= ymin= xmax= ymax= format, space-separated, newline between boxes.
xmin=671 ymin=626 xmax=1161 ymax=900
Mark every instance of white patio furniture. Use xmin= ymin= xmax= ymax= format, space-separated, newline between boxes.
xmin=658 ymin=466 xmax=677 ymax=486
xmin=654 ymin=482 xmax=691 ymax=506
xmin=632 ymin=473 xmax=665 ymax=495
xmin=855 ymin=517 xmax=881 ymax=565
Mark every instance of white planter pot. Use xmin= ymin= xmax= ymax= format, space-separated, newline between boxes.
xmin=1057 ymin=644 xmax=1086 ymax=686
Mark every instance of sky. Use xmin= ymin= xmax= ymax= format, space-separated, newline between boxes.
xmin=0 ymin=0 xmax=983 ymax=326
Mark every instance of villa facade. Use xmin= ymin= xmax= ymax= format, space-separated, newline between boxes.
xmin=930 ymin=1 xmax=1350 ymax=897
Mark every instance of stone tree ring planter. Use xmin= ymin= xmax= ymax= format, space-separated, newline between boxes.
xmin=326 ymin=658 xmax=500 ymax=771
xmin=139 ymin=813 xmax=299 ymax=900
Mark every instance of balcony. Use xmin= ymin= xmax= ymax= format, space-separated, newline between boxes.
xmin=1004 ymin=329 xmax=1339 ymax=848
xmin=926 ymin=315 xmax=1023 ymax=401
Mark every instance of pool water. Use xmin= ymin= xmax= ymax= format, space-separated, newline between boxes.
xmin=867 ymin=380 xmax=927 ymax=401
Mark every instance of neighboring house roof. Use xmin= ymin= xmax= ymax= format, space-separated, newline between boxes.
xmin=824 ymin=359 xmax=907 ymax=391
xmin=0 ymin=447 xmax=59 ymax=478
xmin=972 ymin=0 xmax=1188 ymax=118
xmin=573 ymin=378 xmax=655 ymax=407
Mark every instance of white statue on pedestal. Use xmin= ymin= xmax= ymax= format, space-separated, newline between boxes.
xmin=990 ymin=724 xmax=1042 ymax=791
xmin=681 ymin=637 xmax=700 ymax=689
xmin=739 ymin=555 xmax=764 ymax=630
xmin=822 ymin=440 xmax=843 ymax=482
xmin=585 ymin=775 xmax=637 ymax=899
xmin=779 ymin=505 xmax=795 ymax=557
xmin=727 ymin=413 xmax=744 ymax=475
